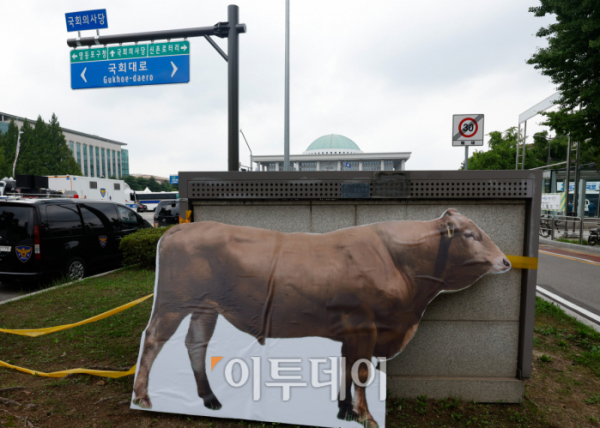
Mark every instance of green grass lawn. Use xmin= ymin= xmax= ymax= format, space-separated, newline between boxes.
xmin=0 ymin=267 xmax=155 ymax=373
xmin=1 ymin=268 xmax=600 ymax=427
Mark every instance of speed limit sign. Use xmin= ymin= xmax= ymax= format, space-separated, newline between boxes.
xmin=452 ymin=114 xmax=484 ymax=146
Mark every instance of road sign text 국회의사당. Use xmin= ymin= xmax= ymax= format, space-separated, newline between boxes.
xmin=65 ymin=9 xmax=108 ymax=32
xmin=452 ymin=114 xmax=484 ymax=146
xmin=70 ymin=41 xmax=190 ymax=89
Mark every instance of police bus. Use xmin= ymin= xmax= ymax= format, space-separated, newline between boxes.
xmin=132 ymin=190 xmax=179 ymax=211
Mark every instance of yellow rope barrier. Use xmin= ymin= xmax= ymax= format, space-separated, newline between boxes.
xmin=506 ymin=255 xmax=538 ymax=270
xmin=0 ymin=360 xmax=136 ymax=378
xmin=0 ymin=294 xmax=153 ymax=337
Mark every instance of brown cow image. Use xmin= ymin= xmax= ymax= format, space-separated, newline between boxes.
xmin=133 ymin=209 xmax=511 ymax=427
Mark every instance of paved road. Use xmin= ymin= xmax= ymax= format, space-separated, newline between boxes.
xmin=0 ymin=282 xmax=41 ymax=303
xmin=140 ymin=211 xmax=155 ymax=225
xmin=537 ymin=244 xmax=600 ymax=320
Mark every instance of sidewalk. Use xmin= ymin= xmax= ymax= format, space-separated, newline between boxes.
xmin=539 ymin=237 xmax=600 ymax=256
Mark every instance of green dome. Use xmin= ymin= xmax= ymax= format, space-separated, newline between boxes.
xmin=304 ymin=134 xmax=362 ymax=154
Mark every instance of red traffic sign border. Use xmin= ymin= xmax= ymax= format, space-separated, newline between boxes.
xmin=458 ymin=117 xmax=478 ymax=138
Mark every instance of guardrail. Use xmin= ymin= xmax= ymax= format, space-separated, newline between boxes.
xmin=540 ymin=214 xmax=600 ymax=245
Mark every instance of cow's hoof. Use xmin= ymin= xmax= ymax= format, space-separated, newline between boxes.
xmin=337 ymin=404 xmax=359 ymax=422
xmin=360 ymin=418 xmax=378 ymax=428
xmin=203 ymin=393 xmax=222 ymax=410
xmin=132 ymin=396 xmax=152 ymax=409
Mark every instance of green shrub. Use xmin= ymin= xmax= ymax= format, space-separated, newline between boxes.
xmin=120 ymin=226 xmax=174 ymax=268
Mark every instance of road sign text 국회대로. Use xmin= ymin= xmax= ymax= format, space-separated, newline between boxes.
xmin=70 ymin=41 xmax=190 ymax=89
xmin=71 ymin=56 xmax=190 ymax=89
xmin=452 ymin=114 xmax=484 ymax=146
xmin=65 ymin=9 xmax=108 ymax=32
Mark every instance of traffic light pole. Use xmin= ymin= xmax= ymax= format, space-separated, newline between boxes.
xmin=66 ymin=5 xmax=246 ymax=172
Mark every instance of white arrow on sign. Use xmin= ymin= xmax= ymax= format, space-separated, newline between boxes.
xmin=171 ymin=61 xmax=178 ymax=77
xmin=72 ymin=53 xmax=77 ymax=59
xmin=110 ymin=51 xmax=115 ymax=57
xmin=181 ymin=45 xmax=188 ymax=51
xmin=80 ymin=68 xmax=87 ymax=83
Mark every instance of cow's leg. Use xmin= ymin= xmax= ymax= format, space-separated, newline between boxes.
xmin=345 ymin=322 xmax=378 ymax=428
xmin=337 ymin=342 xmax=358 ymax=422
xmin=133 ymin=310 xmax=187 ymax=409
xmin=185 ymin=309 xmax=222 ymax=410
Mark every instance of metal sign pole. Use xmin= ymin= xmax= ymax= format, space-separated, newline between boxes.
xmin=564 ymin=134 xmax=571 ymax=215
xmin=283 ymin=0 xmax=290 ymax=172
xmin=464 ymin=146 xmax=468 ymax=170
xmin=228 ymin=5 xmax=240 ymax=172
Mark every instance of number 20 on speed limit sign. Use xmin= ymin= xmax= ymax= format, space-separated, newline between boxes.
xmin=452 ymin=114 xmax=484 ymax=146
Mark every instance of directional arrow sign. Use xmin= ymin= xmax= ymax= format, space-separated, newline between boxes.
xmin=70 ymin=47 xmax=107 ymax=63
xmin=70 ymin=56 xmax=189 ymax=89
xmin=70 ymin=41 xmax=190 ymax=90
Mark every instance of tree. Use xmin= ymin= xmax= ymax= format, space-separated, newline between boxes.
xmin=527 ymin=0 xmax=600 ymax=151
xmin=463 ymin=127 xmax=599 ymax=170
xmin=14 ymin=114 xmax=82 ymax=176
xmin=147 ymin=176 xmax=161 ymax=192
xmin=124 ymin=175 xmax=142 ymax=190
xmin=0 ymin=120 xmax=17 ymax=177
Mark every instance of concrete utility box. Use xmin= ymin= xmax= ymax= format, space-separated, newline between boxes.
xmin=179 ymin=170 xmax=541 ymax=403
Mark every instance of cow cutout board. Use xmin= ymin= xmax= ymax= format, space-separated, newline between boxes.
xmin=132 ymin=209 xmax=512 ymax=428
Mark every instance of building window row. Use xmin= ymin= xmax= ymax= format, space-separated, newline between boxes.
xmin=67 ymin=140 xmax=124 ymax=179
xmin=362 ymin=161 xmax=381 ymax=171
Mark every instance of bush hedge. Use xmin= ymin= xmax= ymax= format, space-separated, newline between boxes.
xmin=120 ymin=226 xmax=174 ymax=268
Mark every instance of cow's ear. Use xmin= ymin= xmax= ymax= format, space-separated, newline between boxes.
xmin=439 ymin=220 xmax=455 ymax=238
xmin=442 ymin=208 xmax=458 ymax=218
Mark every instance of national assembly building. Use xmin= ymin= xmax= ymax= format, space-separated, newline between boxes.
xmin=252 ymin=134 xmax=410 ymax=172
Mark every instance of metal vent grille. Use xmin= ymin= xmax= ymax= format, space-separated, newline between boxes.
xmin=188 ymin=179 xmax=532 ymax=199
xmin=407 ymin=180 xmax=531 ymax=198
xmin=190 ymin=181 xmax=341 ymax=199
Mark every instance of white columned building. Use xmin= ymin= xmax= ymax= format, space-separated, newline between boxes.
xmin=252 ymin=134 xmax=411 ymax=172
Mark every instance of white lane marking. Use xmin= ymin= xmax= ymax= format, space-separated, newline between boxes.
xmin=81 ymin=67 xmax=87 ymax=83
xmin=537 ymin=286 xmax=600 ymax=325
xmin=539 ymin=250 xmax=600 ymax=266
xmin=171 ymin=61 xmax=177 ymax=77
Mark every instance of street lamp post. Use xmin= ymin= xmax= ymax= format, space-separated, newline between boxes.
xmin=12 ymin=131 xmax=24 ymax=178
xmin=240 ymin=129 xmax=253 ymax=171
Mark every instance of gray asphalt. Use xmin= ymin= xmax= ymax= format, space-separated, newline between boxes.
xmin=537 ymin=250 xmax=600 ymax=317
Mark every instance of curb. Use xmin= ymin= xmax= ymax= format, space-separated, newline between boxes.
xmin=539 ymin=237 xmax=600 ymax=256
xmin=0 ymin=267 xmax=124 ymax=307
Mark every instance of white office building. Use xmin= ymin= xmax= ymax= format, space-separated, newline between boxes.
xmin=0 ymin=112 xmax=129 ymax=178
xmin=252 ymin=134 xmax=411 ymax=172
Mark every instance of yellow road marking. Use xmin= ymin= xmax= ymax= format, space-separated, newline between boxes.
xmin=539 ymin=250 xmax=600 ymax=266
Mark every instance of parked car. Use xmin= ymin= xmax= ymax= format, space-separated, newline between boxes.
xmin=137 ymin=203 xmax=148 ymax=213
xmin=154 ymin=200 xmax=180 ymax=228
xmin=0 ymin=199 xmax=151 ymax=283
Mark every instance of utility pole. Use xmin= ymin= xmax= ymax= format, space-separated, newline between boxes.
xmin=283 ymin=0 xmax=290 ymax=171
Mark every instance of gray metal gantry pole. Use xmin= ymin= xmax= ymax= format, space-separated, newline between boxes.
xmin=228 ymin=5 xmax=240 ymax=172
xmin=283 ymin=0 xmax=291 ymax=171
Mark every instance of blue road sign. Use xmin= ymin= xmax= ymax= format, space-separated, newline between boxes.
xmin=65 ymin=9 xmax=108 ymax=32
xmin=71 ymin=55 xmax=190 ymax=89
xmin=170 ymin=175 xmax=179 ymax=185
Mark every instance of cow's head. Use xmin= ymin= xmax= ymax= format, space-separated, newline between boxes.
xmin=435 ymin=209 xmax=511 ymax=291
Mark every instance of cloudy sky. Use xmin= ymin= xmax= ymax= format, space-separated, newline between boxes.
xmin=0 ymin=0 xmax=557 ymax=175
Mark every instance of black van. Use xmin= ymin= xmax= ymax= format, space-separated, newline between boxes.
xmin=0 ymin=199 xmax=151 ymax=283
xmin=154 ymin=200 xmax=180 ymax=228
